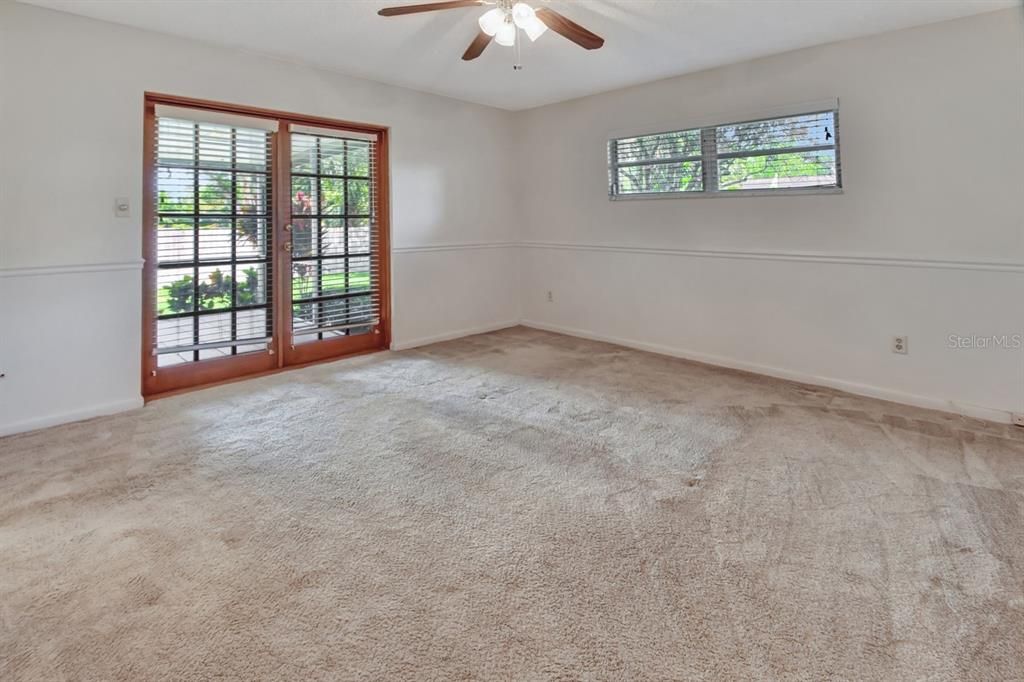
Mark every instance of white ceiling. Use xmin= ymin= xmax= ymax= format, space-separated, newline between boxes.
xmin=20 ymin=0 xmax=1017 ymax=110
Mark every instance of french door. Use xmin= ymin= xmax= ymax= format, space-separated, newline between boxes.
xmin=279 ymin=125 xmax=386 ymax=365
xmin=142 ymin=94 xmax=390 ymax=397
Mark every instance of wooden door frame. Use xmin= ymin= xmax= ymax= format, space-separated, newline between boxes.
xmin=142 ymin=92 xmax=392 ymax=398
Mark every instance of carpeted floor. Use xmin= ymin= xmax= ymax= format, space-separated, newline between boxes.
xmin=1 ymin=327 xmax=1022 ymax=680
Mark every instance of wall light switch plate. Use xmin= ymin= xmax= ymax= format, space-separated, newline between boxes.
xmin=115 ymin=197 xmax=131 ymax=218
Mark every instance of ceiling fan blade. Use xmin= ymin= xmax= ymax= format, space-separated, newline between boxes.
xmin=378 ymin=0 xmax=483 ymax=16
xmin=462 ymin=31 xmax=493 ymax=61
xmin=535 ymin=7 xmax=604 ymax=50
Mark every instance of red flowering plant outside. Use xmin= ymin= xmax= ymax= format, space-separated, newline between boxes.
xmin=291 ymin=190 xmax=316 ymax=280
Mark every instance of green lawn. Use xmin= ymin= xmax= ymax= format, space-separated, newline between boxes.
xmin=157 ymin=272 xmax=371 ymax=316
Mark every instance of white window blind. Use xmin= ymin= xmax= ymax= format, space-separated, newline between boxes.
xmin=288 ymin=128 xmax=381 ymax=343
xmin=153 ymin=114 xmax=274 ymax=366
xmin=610 ymin=128 xmax=703 ymax=195
xmin=609 ymin=107 xmax=841 ymax=198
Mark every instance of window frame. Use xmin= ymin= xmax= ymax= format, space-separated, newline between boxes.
xmin=608 ymin=107 xmax=842 ymax=200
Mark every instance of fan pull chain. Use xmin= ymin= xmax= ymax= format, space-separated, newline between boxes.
xmin=513 ymin=22 xmax=523 ymax=71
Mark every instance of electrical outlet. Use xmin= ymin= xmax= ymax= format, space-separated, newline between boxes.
xmin=546 ymin=290 xmax=554 ymax=303
xmin=1013 ymin=413 xmax=1024 ymax=427
xmin=892 ymin=336 xmax=908 ymax=354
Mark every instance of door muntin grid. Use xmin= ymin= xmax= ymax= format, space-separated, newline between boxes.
xmin=289 ymin=132 xmax=379 ymax=344
xmin=154 ymin=117 xmax=273 ymax=366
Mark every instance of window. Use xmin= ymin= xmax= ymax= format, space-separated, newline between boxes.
xmin=610 ymin=128 xmax=703 ymax=195
xmin=609 ymin=108 xmax=840 ymax=198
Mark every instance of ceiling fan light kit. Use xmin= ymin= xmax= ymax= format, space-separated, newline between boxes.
xmin=378 ymin=0 xmax=603 ymax=68
xmin=481 ymin=3 xmax=547 ymax=43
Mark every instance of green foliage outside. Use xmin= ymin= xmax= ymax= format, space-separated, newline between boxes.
xmin=717 ymin=151 xmax=833 ymax=190
xmin=159 ymin=267 xmax=262 ymax=315
xmin=615 ymin=113 xmax=835 ymax=194
xmin=156 ymin=130 xmax=374 ymax=318
xmin=157 ymin=268 xmax=371 ymax=315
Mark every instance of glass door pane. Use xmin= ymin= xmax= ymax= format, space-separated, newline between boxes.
xmin=283 ymin=129 xmax=383 ymax=365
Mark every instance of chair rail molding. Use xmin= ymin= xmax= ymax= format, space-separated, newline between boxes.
xmin=517 ymin=241 xmax=1024 ymax=273
xmin=0 ymin=260 xmax=145 ymax=278
xmin=392 ymin=241 xmax=519 ymax=254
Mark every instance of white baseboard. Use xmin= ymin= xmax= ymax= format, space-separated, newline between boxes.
xmin=2 ymin=322 xmax=520 ymax=437
xmin=521 ymin=319 xmax=1014 ymax=425
xmin=2 ymin=323 xmax=1011 ymax=437
xmin=0 ymin=397 xmax=146 ymax=438
xmin=391 ymin=320 xmax=522 ymax=351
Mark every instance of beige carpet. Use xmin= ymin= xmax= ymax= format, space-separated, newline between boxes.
xmin=1 ymin=327 xmax=1022 ymax=680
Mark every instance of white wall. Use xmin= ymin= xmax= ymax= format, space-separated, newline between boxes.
xmin=0 ymin=1 xmax=520 ymax=435
xmin=2 ymin=3 xmax=1022 ymax=435
xmin=516 ymin=8 xmax=1024 ymax=422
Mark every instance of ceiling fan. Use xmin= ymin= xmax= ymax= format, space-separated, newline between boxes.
xmin=378 ymin=0 xmax=604 ymax=64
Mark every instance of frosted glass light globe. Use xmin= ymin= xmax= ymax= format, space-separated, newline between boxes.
xmin=478 ymin=8 xmax=505 ymax=36
xmin=495 ymin=21 xmax=516 ymax=47
xmin=511 ymin=2 xmax=535 ymax=28
xmin=523 ymin=16 xmax=547 ymax=41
